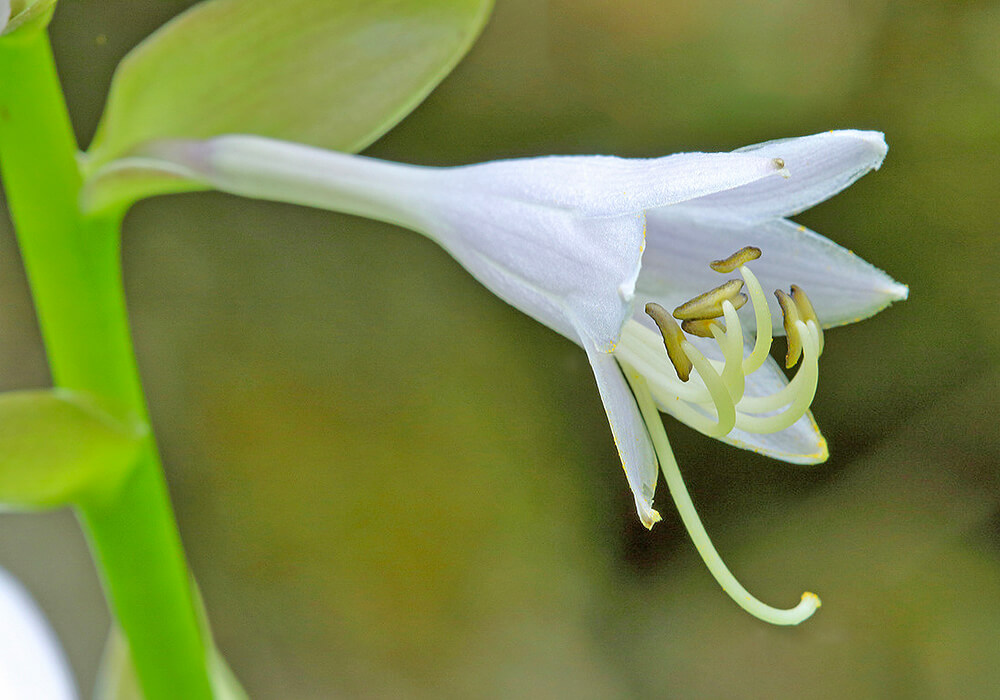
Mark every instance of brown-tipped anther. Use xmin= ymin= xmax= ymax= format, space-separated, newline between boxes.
xmin=773 ymin=157 xmax=791 ymax=178
xmin=790 ymin=284 xmax=824 ymax=355
xmin=775 ymin=289 xmax=802 ymax=368
xmin=673 ymin=279 xmax=745 ymax=320
xmin=681 ymin=318 xmax=724 ymax=338
xmin=645 ymin=302 xmax=694 ymax=382
xmin=709 ymin=246 xmax=762 ymax=273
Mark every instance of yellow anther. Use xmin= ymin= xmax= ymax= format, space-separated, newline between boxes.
xmin=790 ymin=284 xmax=824 ymax=355
xmin=673 ymin=280 xmax=747 ymax=320
xmin=709 ymin=246 xmax=762 ymax=273
xmin=681 ymin=318 xmax=724 ymax=338
xmin=645 ymin=303 xmax=694 ymax=382
xmin=774 ymin=289 xmax=803 ymax=369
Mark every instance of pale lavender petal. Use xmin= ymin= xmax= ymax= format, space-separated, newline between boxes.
xmin=581 ymin=338 xmax=661 ymax=528
xmin=421 ymin=201 xmax=645 ymax=350
xmin=441 ymin=150 xmax=787 ymax=217
xmin=669 ymin=130 xmax=888 ymax=225
xmin=638 ymin=214 xmax=907 ymax=332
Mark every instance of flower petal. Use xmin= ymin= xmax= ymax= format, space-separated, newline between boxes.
xmin=581 ymin=337 xmax=661 ymax=528
xmin=638 ymin=214 xmax=907 ymax=331
xmin=720 ymin=411 xmax=828 ymax=465
xmin=0 ymin=567 xmax=77 ymax=699
xmin=424 ymin=201 xmax=646 ymax=350
xmin=441 ymin=151 xmax=788 ymax=217
xmin=668 ymin=130 xmax=888 ymax=225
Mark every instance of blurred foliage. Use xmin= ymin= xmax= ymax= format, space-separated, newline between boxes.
xmin=87 ymin=0 xmax=493 ymax=163
xmin=0 ymin=0 xmax=998 ymax=697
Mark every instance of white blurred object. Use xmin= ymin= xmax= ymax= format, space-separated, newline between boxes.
xmin=0 ymin=566 xmax=77 ymax=699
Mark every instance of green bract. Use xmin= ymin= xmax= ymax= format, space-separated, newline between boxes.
xmin=84 ymin=0 xmax=492 ymax=173
xmin=0 ymin=389 xmax=147 ymax=510
xmin=95 ymin=627 xmax=246 ymax=700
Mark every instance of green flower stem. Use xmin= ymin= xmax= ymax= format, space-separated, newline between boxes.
xmin=0 ymin=29 xmax=213 ymax=698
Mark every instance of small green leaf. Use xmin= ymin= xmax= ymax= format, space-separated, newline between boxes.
xmin=85 ymin=0 xmax=493 ymax=170
xmin=0 ymin=389 xmax=147 ymax=510
xmin=1 ymin=0 xmax=56 ymax=37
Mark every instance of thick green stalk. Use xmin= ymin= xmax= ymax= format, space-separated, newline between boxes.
xmin=0 ymin=29 xmax=213 ymax=698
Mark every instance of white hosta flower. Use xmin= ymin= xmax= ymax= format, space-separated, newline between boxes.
xmin=123 ymin=130 xmax=906 ymax=625
xmin=0 ymin=566 xmax=77 ymax=699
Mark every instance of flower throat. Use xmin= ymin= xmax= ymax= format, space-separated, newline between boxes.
xmin=617 ymin=246 xmax=825 ymax=445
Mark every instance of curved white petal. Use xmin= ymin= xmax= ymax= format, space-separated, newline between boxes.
xmin=581 ymin=338 xmax=661 ymax=528
xmin=0 ymin=568 xmax=77 ymax=700
xmin=442 ymin=151 xmax=788 ymax=217
xmin=669 ymin=130 xmax=888 ymax=226
xmin=421 ymin=201 xmax=645 ymax=350
xmin=638 ymin=214 xmax=907 ymax=332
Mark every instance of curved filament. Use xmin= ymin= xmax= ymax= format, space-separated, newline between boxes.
xmin=735 ymin=321 xmax=819 ymax=434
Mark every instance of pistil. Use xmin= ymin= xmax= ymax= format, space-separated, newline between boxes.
xmin=610 ymin=246 xmax=830 ymax=625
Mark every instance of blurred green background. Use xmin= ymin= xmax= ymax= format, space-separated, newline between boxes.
xmin=2 ymin=0 xmax=999 ymax=697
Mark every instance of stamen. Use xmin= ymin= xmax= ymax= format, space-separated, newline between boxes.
xmin=710 ymin=246 xmax=762 ymax=273
xmin=791 ymin=284 xmax=824 ymax=355
xmin=673 ymin=280 xmax=747 ymax=320
xmin=774 ymin=289 xmax=803 ymax=369
xmin=645 ymin=303 xmax=693 ymax=382
xmin=738 ymin=266 xmax=773 ymax=376
xmin=679 ymin=340 xmax=737 ymax=437
xmin=681 ymin=318 xmax=724 ymax=338
xmin=719 ymin=300 xmax=746 ymax=404
xmin=615 ymin=321 xmax=712 ymax=404
xmin=735 ymin=320 xmax=819 ymax=433
xmin=622 ymin=250 xmax=827 ymax=444
xmin=622 ymin=368 xmax=820 ymax=626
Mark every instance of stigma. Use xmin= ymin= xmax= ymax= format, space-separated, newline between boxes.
xmin=615 ymin=246 xmax=824 ymax=441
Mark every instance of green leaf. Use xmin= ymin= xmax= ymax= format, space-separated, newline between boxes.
xmin=0 ymin=389 xmax=147 ymax=510
xmin=1 ymin=0 xmax=57 ymax=37
xmin=85 ymin=0 xmax=493 ymax=170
